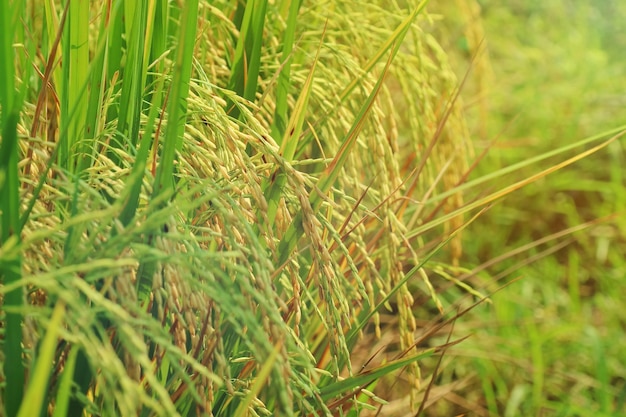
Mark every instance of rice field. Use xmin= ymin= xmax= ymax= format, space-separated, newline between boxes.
xmin=1 ymin=1 xmax=624 ymax=416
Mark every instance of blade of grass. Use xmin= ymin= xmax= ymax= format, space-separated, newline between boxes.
xmin=0 ymin=111 xmax=24 ymax=417
xmin=407 ymin=129 xmax=626 ymax=239
xmin=51 ymin=345 xmax=79 ymax=417
xmin=227 ymin=0 xmax=268 ymax=119
xmin=435 ymin=214 xmax=618 ymax=297
xmin=270 ymin=0 xmax=302 ymax=139
xmin=17 ymin=302 xmax=66 ymax=417
xmin=64 ymin=0 xmax=89 ymax=173
xmin=43 ymin=0 xmax=61 ymax=90
xmin=112 ymin=1 xmax=149 ymax=165
xmin=0 ymin=0 xmax=25 ymax=413
xmin=152 ymin=0 xmax=199 ymax=198
xmin=317 ymin=351 xmax=434 ymax=402
xmin=80 ymin=0 xmax=115 ymax=173
xmin=419 ymin=124 xmax=626 ymax=208
xmin=233 ymin=340 xmax=283 ymax=417
xmin=243 ymin=1 xmax=267 ymax=103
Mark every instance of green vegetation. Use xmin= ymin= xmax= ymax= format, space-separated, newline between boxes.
xmin=0 ymin=0 xmax=624 ymax=416
xmin=423 ymin=1 xmax=626 ymax=416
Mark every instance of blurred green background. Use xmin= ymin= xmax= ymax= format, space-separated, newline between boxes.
xmin=424 ymin=1 xmax=626 ymax=416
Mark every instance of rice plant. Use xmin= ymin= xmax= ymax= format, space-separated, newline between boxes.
xmin=1 ymin=1 xmax=623 ymax=416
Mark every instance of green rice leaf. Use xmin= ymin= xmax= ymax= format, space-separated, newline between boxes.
xmin=0 ymin=1 xmax=25 ymax=413
xmin=17 ymin=302 xmax=66 ymax=417
xmin=318 ymin=350 xmax=434 ymax=402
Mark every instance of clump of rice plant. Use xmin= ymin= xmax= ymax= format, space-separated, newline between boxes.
xmin=1 ymin=1 xmax=622 ymax=416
